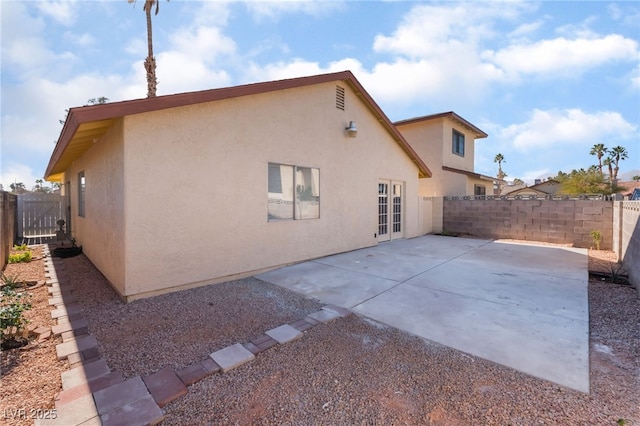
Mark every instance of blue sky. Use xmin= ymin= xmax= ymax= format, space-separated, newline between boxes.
xmin=2 ymin=0 xmax=639 ymax=190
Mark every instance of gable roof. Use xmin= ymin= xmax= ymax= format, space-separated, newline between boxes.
xmin=394 ymin=111 xmax=488 ymax=139
xmin=45 ymin=70 xmax=431 ymax=182
xmin=503 ymin=179 xmax=560 ymax=196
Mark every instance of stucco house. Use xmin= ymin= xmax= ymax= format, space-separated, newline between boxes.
xmin=395 ymin=112 xmax=491 ymax=198
xmin=394 ymin=112 xmax=490 ymax=233
xmin=44 ymin=71 xmax=431 ymax=301
xmin=503 ymin=179 xmax=561 ymax=197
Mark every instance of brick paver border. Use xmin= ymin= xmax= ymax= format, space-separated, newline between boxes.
xmin=40 ymin=243 xmax=353 ymax=425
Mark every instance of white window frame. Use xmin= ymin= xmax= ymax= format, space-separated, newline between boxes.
xmin=268 ymin=162 xmax=320 ymax=221
xmin=78 ymin=171 xmax=86 ymax=217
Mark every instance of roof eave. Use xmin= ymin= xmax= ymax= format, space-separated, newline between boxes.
xmin=45 ymin=70 xmax=433 ymax=180
xmin=395 ymin=111 xmax=488 ymax=139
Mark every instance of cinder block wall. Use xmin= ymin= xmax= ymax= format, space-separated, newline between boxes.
xmin=613 ymin=201 xmax=640 ymax=295
xmin=442 ymin=199 xmax=614 ymax=249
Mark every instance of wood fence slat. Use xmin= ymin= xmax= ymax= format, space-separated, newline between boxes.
xmin=16 ymin=193 xmax=64 ymax=238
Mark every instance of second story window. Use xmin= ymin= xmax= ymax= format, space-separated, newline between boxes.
xmin=452 ymin=130 xmax=465 ymax=157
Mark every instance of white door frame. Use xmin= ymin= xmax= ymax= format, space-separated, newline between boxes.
xmin=378 ymin=180 xmax=404 ymax=241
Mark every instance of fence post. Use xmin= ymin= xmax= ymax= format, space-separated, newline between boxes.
xmin=1 ymin=191 xmax=17 ymax=269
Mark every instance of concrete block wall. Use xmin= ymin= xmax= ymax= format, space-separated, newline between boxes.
xmin=613 ymin=201 xmax=640 ymax=295
xmin=442 ymin=199 xmax=614 ymax=249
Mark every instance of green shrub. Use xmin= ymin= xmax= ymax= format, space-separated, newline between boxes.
xmin=1 ymin=286 xmax=32 ymax=342
xmin=590 ymin=230 xmax=602 ymax=250
xmin=0 ymin=273 xmax=24 ymax=290
xmin=13 ymin=243 xmax=28 ymax=251
xmin=8 ymin=251 xmax=32 ymax=263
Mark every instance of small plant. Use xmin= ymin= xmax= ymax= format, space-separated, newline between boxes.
xmin=590 ymin=229 xmax=602 ymax=250
xmin=609 ymin=263 xmax=628 ymax=285
xmin=8 ymin=250 xmax=32 ymax=263
xmin=13 ymin=243 xmax=28 ymax=251
xmin=1 ymin=285 xmax=32 ymax=347
xmin=0 ymin=273 xmax=24 ymax=290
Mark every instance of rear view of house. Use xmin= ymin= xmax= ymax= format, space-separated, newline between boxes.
xmin=45 ymin=71 xmax=431 ymax=301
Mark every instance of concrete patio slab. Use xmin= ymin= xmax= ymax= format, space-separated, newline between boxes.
xmin=257 ymin=234 xmax=590 ymax=392
xmin=210 ymin=343 xmax=255 ymax=372
xmin=257 ymin=261 xmax=399 ymax=308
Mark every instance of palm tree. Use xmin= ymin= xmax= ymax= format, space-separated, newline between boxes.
xmin=609 ymin=146 xmax=628 ymax=182
xmin=9 ymin=182 xmax=26 ymax=194
xmin=603 ymin=157 xmax=613 ymax=183
xmin=494 ymin=153 xmax=506 ymax=179
xmin=589 ymin=143 xmax=608 ymax=176
xmin=129 ymin=0 xmax=167 ymax=97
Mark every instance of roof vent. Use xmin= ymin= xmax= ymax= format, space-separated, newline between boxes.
xmin=336 ymin=86 xmax=345 ymax=110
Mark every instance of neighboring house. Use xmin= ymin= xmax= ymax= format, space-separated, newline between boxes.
xmin=44 ymin=71 xmax=431 ymax=301
xmin=618 ymin=181 xmax=640 ymax=199
xmin=395 ymin=112 xmax=491 ymax=198
xmin=503 ymin=179 xmax=561 ymax=197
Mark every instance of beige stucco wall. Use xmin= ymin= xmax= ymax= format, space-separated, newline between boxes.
xmin=466 ymin=176 xmax=492 ymax=196
xmin=108 ymin=82 xmax=422 ymax=299
xmin=64 ymin=119 xmax=126 ymax=294
xmin=398 ymin=118 xmax=478 ymax=197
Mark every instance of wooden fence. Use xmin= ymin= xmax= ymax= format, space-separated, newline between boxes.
xmin=16 ymin=193 xmax=64 ymax=240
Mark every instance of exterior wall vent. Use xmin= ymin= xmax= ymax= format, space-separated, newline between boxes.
xmin=336 ymin=86 xmax=345 ymax=110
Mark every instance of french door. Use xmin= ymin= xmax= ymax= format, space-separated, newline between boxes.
xmin=378 ymin=180 xmax=403 ymax=241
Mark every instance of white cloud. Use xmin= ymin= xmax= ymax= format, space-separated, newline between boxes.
xmin=632 ymin=64 xmax=640 ymax=89
xmin=151 ymin=20 xmax=237 ymax=94
xmin=501 ymin=109 xmax=637 ymax=151
xmin=156 ymin=52 xmax=232 ymax=95
xmin=36 ymin=0 xmax=78 ymax=26
xmin=63 ymin=31 xmax=95 ymax=48
xmin=508 ymin=19 xmax=545 ymax=38
xmin=244 ymin=0 xmax=345 ymax=21
xmin=168 ymin=26 xmax=236 ymax=64
xmin=483 ymin=35 xmax=639 ymax=79
xmin=0 ymin=162 xmax=43 ymax=191
xmin=1 ymin=2 xmax=50 ymax=70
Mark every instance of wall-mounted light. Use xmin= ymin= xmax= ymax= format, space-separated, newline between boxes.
xmin=345 ymin=121 xmax=358 ymax=138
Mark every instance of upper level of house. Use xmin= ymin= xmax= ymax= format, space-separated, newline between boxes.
xmin=395 ymin=112 xmax=491 ymax=196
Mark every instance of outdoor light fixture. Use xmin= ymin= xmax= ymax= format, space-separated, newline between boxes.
xmin=345 ymin=121 xmax=358 ymax=138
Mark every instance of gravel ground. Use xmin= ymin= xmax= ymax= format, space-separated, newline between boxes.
xmin=2 ymin=244 xmax=639 ymax=425
xmin=1 ymin=246 xmax=67 ymax=426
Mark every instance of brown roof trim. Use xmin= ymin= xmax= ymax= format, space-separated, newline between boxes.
xmin=395 ymin=111 xmax=488 ymax=139
xmin=46 ymin=70 xmax=431 ymax=179
xmin=442 ymin=166 xmax=494 ymax=181
xmin=503 ymin=187 xmax=548 ymax=196
xmin=529 ymin=179 xmax=560 ymax=188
